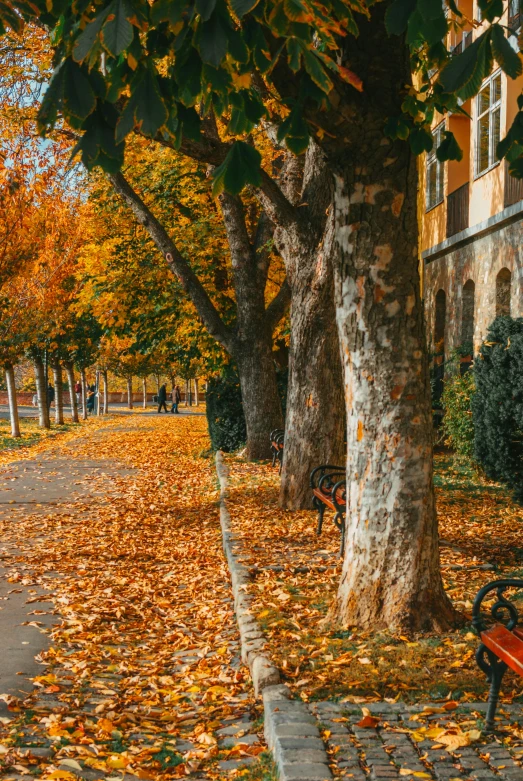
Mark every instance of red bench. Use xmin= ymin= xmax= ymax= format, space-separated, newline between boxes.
xmin=473 ymin=579 xmax=523 ymax=730
xmin=310 ymin=464 xmax=346 ymax=557
xmin=270 ymin=429 xmax=284 ymax=473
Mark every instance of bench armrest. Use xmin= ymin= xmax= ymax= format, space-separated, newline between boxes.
xmin=472 ymin=579 xmax=523 ymax=635
xmin=331 ymin=479 xmax=347 ymax=512
xmin=310 ymin=464 xmax=345 ymax=488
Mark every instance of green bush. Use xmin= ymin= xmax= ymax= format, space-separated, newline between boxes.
xmin=441 ymin=368 xmax=475 ymax=459
xmin=205 ymin=367 xmax=247 ymax=453
xmin=473 ymin=316 xmax=523 ymax=501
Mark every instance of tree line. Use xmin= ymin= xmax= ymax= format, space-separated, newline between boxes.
xmin=1 ymin=0 xmax=522 ymax=632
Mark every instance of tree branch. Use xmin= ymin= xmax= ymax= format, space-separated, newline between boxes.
xmin=108 ymin=170 xmax=234 ymax=355
xmin=265 ymin=278 xmax=291 ymax=334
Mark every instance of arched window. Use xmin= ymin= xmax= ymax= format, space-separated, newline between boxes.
xmin=496 ymin=268 xmax=512 ymax=317
xmin=461 ymin=280 xmax=475 ymax=348
xmin=434 ymin=289 xmax=446 ymax=351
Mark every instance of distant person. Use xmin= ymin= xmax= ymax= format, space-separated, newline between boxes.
xmin=74 ymin=380 xmax=81 ymax=405
xmin=46 ymin=383 xmax=55 ymax=411
xmin=157 ymin=383 xmax=168 ymax=413
xmin=171 ymin=385 xmax=182 ymax=414
xmin=86 ymin=387 xmax=96 ymax=413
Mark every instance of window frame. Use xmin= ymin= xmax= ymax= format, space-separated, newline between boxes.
xmin=474 ymin=69 xmax=502 ymax=179
xmin=425 ymin=122 xmax=445 ymax=212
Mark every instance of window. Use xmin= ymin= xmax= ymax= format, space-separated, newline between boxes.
xmin=475 ymin=71 xmax=501 ymax=176
xmin=426 ymin=123 xmax=444 ymax=210
xmin=508 ymin=0 xmax=521 ymax=29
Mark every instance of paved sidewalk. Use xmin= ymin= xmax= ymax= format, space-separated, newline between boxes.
xmin=0 ymin=415 xmax=266 ymax=780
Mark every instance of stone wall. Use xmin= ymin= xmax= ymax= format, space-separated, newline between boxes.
xmin=424 ymin=216 xmax=523 ymax=355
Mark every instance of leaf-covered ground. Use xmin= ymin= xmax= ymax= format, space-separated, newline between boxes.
xmin=0 ymin=415 xmax=107 ymax=465
xmin=0 ymin=414 xmax=268 ymax=780
xmin=224 ymin=453 xmax=523 ymax=707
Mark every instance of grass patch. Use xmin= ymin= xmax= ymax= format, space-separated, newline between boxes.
xmin=233 ymin=751 xmax=278 ymax=780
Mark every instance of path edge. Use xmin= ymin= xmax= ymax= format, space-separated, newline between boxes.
xmin=215 ymin=451 xmax=333 ymax=781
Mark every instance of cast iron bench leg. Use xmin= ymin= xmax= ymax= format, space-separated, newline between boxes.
xmin=313 ymin=496 xmax=325 ymax=535
xmin=485 ymin=652 xmax=507 ymax=731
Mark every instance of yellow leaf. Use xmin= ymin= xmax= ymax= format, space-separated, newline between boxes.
xmin=107 ymin=755 xmax=128 ymax=769
xmin=47 ymin=773 xmax=77 ymax=780
xmin=59 ymin=760 xmax=83 ymax=771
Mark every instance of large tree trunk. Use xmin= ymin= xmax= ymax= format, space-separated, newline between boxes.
xmin=126 ymin=377 xmax=133 ymax=409
xmin=65 ymin=362 xmax=79 ymax=423
xmin=219 ymin=193 xmax=284 ymax=459
xmin=34 ymin=357 xmax=50 ymax=429
xmin=329 ymin=5 xmax=455 ymax=632
xmin=52 ymin=362 xmax=64 ymax=425
xmin=5 ymin=363 xmax=20 ymax=438
xmin=260 ymin=145 xmax=345 ymax=505
xmin=81 ymin=368 xmax=88 ymax=420
xmin=280 ymin=253 xmax=345 ymax=508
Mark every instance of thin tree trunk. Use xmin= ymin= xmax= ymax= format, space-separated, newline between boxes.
xmin=52 ymin=362 xmax=64 ymax=425
xmin=194 ymin=378 xmax=199 ymax=406
xmin=103 ymin=370 xmax=109 ymax=414
xmin=329 ymin=4 xmax=456 ymax=632
xmin=142 ymin=377 xmax=147 ymax=408
xmin=34 ymin=357 xmax=50 ymax=429
xmin=96 ymin=370 xmax=101 ymax=416
xmin=5 ymin=363 xmax=20 ymax=438
xmin=65 ymin=362 xmax=79 ymax=423
xmin=127 ymin=377 xmax=133 ymax=409
xmin=81 ymin=368 xmax=88 ymax=421
xmin=184 ymin=380 xmax=189 ymax=407
xmin=156 ymin=374 xmax=160 ymax=395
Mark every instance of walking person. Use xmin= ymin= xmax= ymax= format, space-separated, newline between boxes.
xmin=170 ymin=384 xmax=182 ymax=414
xmin=86 ymin=386 xmax=96 ymax=413
xmin=74 ymin=380 xmax=82 ymax=406
xmin=46 ymin=382 xmax=55 ymax=412
xmin=157 ymin=383 xmax=168 ymax=413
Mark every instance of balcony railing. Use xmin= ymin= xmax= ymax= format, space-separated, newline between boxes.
xmin=446 ymin=182 xmax=469 ymax=238
xmin=504 ymin=161 xmax=523 ymax=208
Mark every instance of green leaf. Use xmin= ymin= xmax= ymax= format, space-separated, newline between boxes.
xmin=287 ymin=37 xmax=302 ymax=71
xmin=491 ymin=23 xmax=522 ymax=79
xmin=418 ymin=0 xmax=444 ymax=21
xmin=38 ymin=63 xmax=66 ymax=132
xmin=62 ymin=59 xmax=97 ymax=121
xmin=102 ymin=0 xmax=134 ymax=56
xmin=133 ymin=66 xmax=168 ymax=135
xmin=436 ymin=130 xmax=463 ymax=161
xmin=302 ymin=49 xmax=333 ymax=92
xmin=384 ymin=115 xmax=410 ymax=140
xmin=150 ymin=0 xmax=184 ymax=25
xmin=385 ymin=0 xmax=417 ymax=35
xmin=195 ymin=0 xmax=216 ymax=21
xmin=199 ymin=14 xmax=228 ymax=67
xmin=212 ymin=141 xmax=262 ymax=196
xmin=230 ymin=0 xmax=260 ymax=17
xmin=283 ymin=0 xmax=307 ymax=20
xmin=439 ymin=29 xmax=492 ymax=100
xmin=73 ymin=2 xmax=113 ymax=62
xmin=409 ymin=126 xmax=433 ymax=154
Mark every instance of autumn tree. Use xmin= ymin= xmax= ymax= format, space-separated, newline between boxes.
xmin=6 ymin=0 xmax=523 ymax=628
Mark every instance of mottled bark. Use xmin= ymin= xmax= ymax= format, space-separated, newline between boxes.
xmin=34 ymin=358 xmax=50 ymax=429
xmin=194 ymin=378 xmax=199 ymax=406
xmin=142 ymin=377 xmax=147 ymax=409
xmin=5 ymin=364 xmax=20 ymax=438
xmin=259 ymin=144 xmax=345 ymax=506
xmin=327 ymin=4 xmax=456 ymax=632
xmin=65 ymin=362 xmax=79 ymax=423
xmin=52 ymin=362 xmax=64 ymax=425
xmin=219 ymin=193 xmax=284 ymax=459
xmin=126 ymin=377 xmax=133 ymax=409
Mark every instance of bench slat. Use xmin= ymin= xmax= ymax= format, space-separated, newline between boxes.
xmin=481 ymin=624 xmax=523 ymax=675
xmin=313 ymin=487 xmax=335 ymax=512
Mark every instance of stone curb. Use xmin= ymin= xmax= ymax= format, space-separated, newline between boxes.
xmin=215 ymin=451 xmax=332 ymax=781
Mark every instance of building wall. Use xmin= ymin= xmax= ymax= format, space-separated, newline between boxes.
xmin=424 ymin=217 xmax=523 ymax=355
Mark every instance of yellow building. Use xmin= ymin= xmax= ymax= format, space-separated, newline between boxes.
xmin=421 ymin=0 xmax=523 ymax=362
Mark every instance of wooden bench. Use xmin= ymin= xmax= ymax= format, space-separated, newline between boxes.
xmin=270 ymin=429 xmax=284 ymax=473
xmin=310 ymin=464 xmax=346 ymax=557
xmin=473 ymin=578 xmax=523 ymax=730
